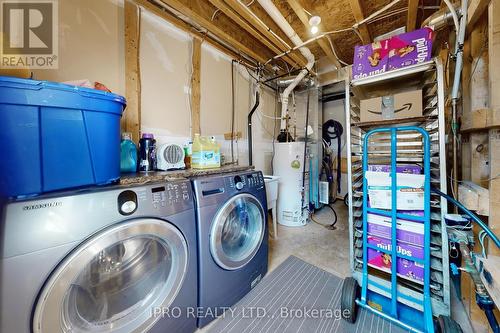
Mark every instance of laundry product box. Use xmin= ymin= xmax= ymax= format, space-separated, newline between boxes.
xmin=367 ymin=235 xmax=424 ymax=284
xmin=360 ymin=89 xmax=422 ymax=122
xmin=352 ymin=39 xmax=390 ymax=80
xmin=367 ymin=213 xmax=424 ymax=247
xmin=365 ymin=171 xmax=425 ymax=210
xmin=387 ymin=28 xmax=434 ymax=71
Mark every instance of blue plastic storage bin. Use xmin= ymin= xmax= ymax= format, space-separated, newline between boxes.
xmin=0 ymin=76 xmax=126 ymax=198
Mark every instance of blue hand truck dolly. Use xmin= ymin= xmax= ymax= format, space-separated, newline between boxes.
xmin=340 ymin=126 xmax=461 ymax=333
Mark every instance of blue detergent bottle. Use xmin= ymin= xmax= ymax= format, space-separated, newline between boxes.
xmin=120 ymin=132 xmax=137 ymax=173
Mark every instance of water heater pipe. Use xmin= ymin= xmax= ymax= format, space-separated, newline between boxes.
xmin=256 ymin=0 xmax=315 ymax=131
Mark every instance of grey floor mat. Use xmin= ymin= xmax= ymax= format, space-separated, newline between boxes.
xmin=208 ymin=256 xmax=409 ymax=333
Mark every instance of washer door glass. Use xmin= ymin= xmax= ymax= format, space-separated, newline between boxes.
xmin=210 ymin=193 xmax=265 ymax=270
xmin=33 ymin=219 xmax=188 ymax=333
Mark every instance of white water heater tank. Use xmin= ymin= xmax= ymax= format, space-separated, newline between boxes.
xmin=274 ymin=142 xmax=309 ymax=227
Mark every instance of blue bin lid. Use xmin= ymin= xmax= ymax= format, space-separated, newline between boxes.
xmin=0 ymin=76 xmax=126 ymax=113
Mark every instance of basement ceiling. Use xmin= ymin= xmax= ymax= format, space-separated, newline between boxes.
xmin=150 ymin=0 xmax=443 ymax=70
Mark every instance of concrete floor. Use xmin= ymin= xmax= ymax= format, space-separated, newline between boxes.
xmin=268 ymin=201 xmax=351 ymax=278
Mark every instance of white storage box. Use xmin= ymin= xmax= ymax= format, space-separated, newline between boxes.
xmin=365 ymin=171 xmax=425 ymax=210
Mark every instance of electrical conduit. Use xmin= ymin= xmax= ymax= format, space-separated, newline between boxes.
xmin=256 ymin=0 xmax=315 ymax=131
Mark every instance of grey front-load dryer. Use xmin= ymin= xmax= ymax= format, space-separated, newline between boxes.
xmin=0 ymin=179 xmax=197 ymax=333
xmin=192 ymin=170 xmax=268 ymax=328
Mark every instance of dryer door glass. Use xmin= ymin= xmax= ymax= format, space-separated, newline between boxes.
xmin=210 ymin=193 xmax=265 ymax=270
xmin=32 ymin=219 xmax=188 ymax=333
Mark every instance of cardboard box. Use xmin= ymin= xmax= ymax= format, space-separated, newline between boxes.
xmin=360 ymin=89 xmax=422 ymax=122
xmin=352 ymin=28 xmax=433 ymax=80
xmin=352 ymin=39 xmax=390 ymax=80
xmin=368 ymin=164 xmax=422 ymax=174
xmin=365 ymin=171 xmax=425 ymax=210
xmin=367 ymin=213 xmax=424 ymax=247
xmin=387 ymin=28 xmax=433 ymax=71
xmin=367 ymin=235 xmax=424 ymax=284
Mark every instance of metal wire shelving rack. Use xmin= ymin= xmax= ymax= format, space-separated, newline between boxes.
xmin=345 ymin=58 xmax=450 ymax=317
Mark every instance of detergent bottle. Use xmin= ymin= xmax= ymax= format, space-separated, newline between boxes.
xmin=210 ymin=136 xmax=221 ymax=167
xmin=120 ymin=132 xmax=137 ymax=173
xmin=192 ymin=134 xmax=202 ymax=168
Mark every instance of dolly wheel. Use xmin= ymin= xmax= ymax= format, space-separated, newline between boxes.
xmin=341 ymin=277 xmax=359 ymax=323
xmin=436 ymin=315 xmax=462 ymax=333
xmin=344 ymin=193 xmax=349 ymax=207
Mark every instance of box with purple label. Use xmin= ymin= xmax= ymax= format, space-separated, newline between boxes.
xmin=366 ymin=171 xmax=425 ymax=210
xmin=387 ymin=28 xmax=434 ymax=71
xmin=367 ymin=213 xmax=424 ymax=247
xmin=368 ymin=164 xmax=422 ymax=174
xmin=352 ymin=39 xmax=390 ymax=80
xmin=367 ymin=235 xmax=424 ymax=284
xmin=367 ymin=164 xmax=424 ymax=215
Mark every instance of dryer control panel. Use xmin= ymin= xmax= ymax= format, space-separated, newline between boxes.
xmin=117 ymin=180 xmax=193 ymax=217
xmin=151 ymin=181 xmax=191 ymax=208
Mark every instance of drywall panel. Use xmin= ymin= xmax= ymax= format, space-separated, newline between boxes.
xmin=32 ymin=0 xmax=125 ymax=96
xmin=248 ymin=85 xmax=278 ymax=174
xmin=200 ymin=43 xmax=233 ymax=136
xmin=140 ymin=10 xmax=192 ymax=142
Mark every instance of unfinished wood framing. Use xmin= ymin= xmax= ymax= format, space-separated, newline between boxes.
xmin=156 ymin=0 xmax=270 ymax=64
xmin=489 ymin=0 xmax=500 ymax=257
xmin=468 ymin=0 xmax=491 ymax=28
xmin=224 ymin=0 xmax=307 ymax=67
xmin=134 ymin=0 xmax=259 ymax=70
xmin=286 ymin=0 xmax=343 ymax=70
xmin=191 ymin=37 xmax=202 ymax=137
xmin=124 ymin=0 xmax=142 ymax=143
xmin=207 ymin=0 xmax=300 ymax=68
xmin=407 ymin=0 xmax=419 ymax=32
xmin=349 ymin=0 xmax=371 ymax=44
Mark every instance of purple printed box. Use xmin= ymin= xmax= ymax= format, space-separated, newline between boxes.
xmin=367 ymin=235 xmax=424 ymax=284
xmin=352 ymin=39 xmax=390 ymax=80
xmin=388 ymin=28 xmax=434 ymax=70
xmin=367 ymin=213 xmax=424 ymax=247
xmin=352 ymin=28 xmax=433 ymax=80
xmin=368 ymin=164 xmax=422 ymax=174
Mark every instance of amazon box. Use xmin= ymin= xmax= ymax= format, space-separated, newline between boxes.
xmin=360 ymin=89 xmax=422 ymax=122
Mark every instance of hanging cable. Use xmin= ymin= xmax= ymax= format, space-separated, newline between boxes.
xmin=311 ymin=204 xmax=338 ymax=230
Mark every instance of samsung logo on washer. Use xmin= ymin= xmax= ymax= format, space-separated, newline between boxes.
xmin=23 ymin=201 xmax=62 ymax=211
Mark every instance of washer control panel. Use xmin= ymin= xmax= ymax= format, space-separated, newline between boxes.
xmin=228 ymin=172 xmax=264 ymax=191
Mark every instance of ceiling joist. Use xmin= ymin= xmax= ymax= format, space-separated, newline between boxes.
xmin=407 ymin=0 xmax=419 ymax=32
xmin=134 ymin=0 xmax=442 ymax=72
xmin=154 ymin=0 xmax=272 ymax=64
xmin=222 ymin=0 xmax=308 ymax=68
xmin=134 ymin=0 xmax=258 ymax=69
xmin=207 ymin=0 xmax=301 ymax=68
xmin=349 ymin=0 xmax=371 ymax=44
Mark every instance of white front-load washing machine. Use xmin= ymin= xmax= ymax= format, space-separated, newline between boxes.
xmin=0 ymin=179 xmax=197 ymax=333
